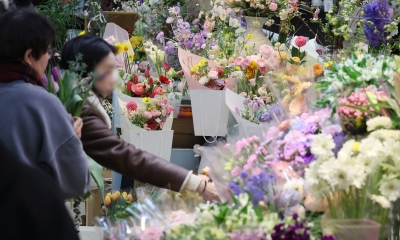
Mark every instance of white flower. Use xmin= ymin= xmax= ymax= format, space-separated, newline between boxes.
xmin=311 ymin=134 xmax=335 ymax=157
xmin=198 ymin=76 xmax=209 ymax=85
xmin=279 ymin=10 xmax=288 ymax=20
xmin=283 ymin=178 xmax=306 ymax=197
xmin=235 ymin=27 xmax=246 ymax=36
xmin=351 ymin=165 xmax=367 ymax=188
xmin=229 ymin=18 xmax=240 ymax=28
xmin=358 ymin=137 xmax=386 ymax=159
xmin=367 ymin=116 xmax=392 ymax=131
xmin=337 ymin=139 xmax=355 ymax=162
xmin=305 ymin=161 xmax=320 ymax=185
xmin=356 ymin=154 xmax=380 ymax=174
xmin=370 ymin=129 xmax=400 ymax=141
xmin=308 ymin=180 xmax=330 ymax=198
xmin=219 ymin=9 xmax=227 ymax=20
xmin=207 ymin=33 xmax=213 ymax=38
xmin=371 ymin=195 xmax=391 ymax=209
xmin=238 ymin=193 xmax=249 ymax=206
xmin=380 ymin=179 xmax=400 ymax=201
xmin=328 ymin=164 xmax=353 ymax=189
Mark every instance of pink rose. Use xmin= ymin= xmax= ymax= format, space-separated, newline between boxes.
xmin=295 ymin=36 xmax=307 ymax=48
xmin=247 ymin=154 xmax=257 ymax=164
xmin=151 ymin=109 xmax=161 ymax=117
xmin=242 ymin=57 xmax=251 ymax=66
xmin=150 ymin=87 xmax=165 ymax=98
xmin=259 ymin=45 xmax=274 ymax=57
xmin=269 ymin=2 xmax=278 ymax=11
xmin=126 ymin=101 xmax=138 ymax=111
xmin=231 ymin=166 xmax=241 ymax=177
xmin=132 ymin=83 xmax=145 ymax=96
xmin=249 ymin=78 xmax=256 ymax=86
xmin=257 ymin=58 xmax=267 ymax=68
xmin=235 ymin=57 xmax=244 ymax=66
xmin=208 ymin=70 xmax=219 ymax=79
xmin=143 ymin=111 xmax=153 ymax=119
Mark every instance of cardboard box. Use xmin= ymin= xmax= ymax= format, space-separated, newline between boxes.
xmin=172 ymin=118 xmax=205 ymax=149
xmin=104 ymin=12 xmax=139 ymax=35
xmin=103 ymin=168 xmax=112 ymax=178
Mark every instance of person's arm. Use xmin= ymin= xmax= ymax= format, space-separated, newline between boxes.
xmin=81 ymin=105 xmax=189 ymax=192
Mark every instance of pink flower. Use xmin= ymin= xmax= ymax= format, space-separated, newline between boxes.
xmin=247 ymin=154 xmax=257 ymax=164
xmin=150 ymin=87 xmax=165 ymax=98
xmin=251 ymin=168 xmax=263 ymax=176
xmin=236 ymin=139 xmax=249 ymax=152
xmin=269 ymin=2 xmax=278 ymax=11
xmin=242 ymin=58 xmax=251 ymax=66
xmin=166 ymin=17 xmax=174 ymax=24
xmin=295 ymin=36 xmax=307 ymax=48
xmin=224 ymin=143 xmax=231 ymax=149
xmin=235 ymin=57 xmax=244 ymax=66
xmin=284 ymin=130 xmax=303 ymax=141
xmin=257 ymin=58 xmax=267 ymax=68
xmin=126 ymin=101 xmax=138 ymax=111
xmin=143 ymin=111 xmax=153 ymax=119
xmin=313 ymin=7 xmax=320 ymax=19
xmin=168 ymin=104 xmax=175 ymax=112
xmin=231 ymin=166 xmax=241 ymax=177
xmin=266 ymin=126 xmax=279 ymax=139
xmin=252 ymin=136 xmax=260 ymax=142
xmin=243 ymin=163 xmax=252 ymax=171
xmin=259 ymin=45 xmax=274 ymax=57
xmin=300 ymin=112 xmax=310 ymax=121
xmin=139 ymin=227 xmax=163 ymax=240
xmin=208 ymin=70 xmax=219 ymax=79
xmin=151 ymin=109 xmax=161 ymax=117
xmin=322 ymin=124 xmax=342 ymax=135
xmin=249 ymin=78 xmax=256 ymax=86
xmin=132 ymin=83 xmax=145 ymax=95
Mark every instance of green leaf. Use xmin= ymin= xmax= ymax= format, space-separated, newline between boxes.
xmin=87 ymin=156 xmax=104 ymax=197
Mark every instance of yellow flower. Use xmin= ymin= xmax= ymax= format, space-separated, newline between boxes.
xmin=353 ymin=142 xmax=360 ymax=153
xmin=291 ymin=57 xmax=301 ymax=63
xmin=148 ymin=108 xmax=152 ymax=111
xmin=324 ymin=62 xmax=330 ymax=68
xmin=313 ymin=63 xmax=323 ymax=76
xmin=246 ymin=69 xmax=254 ymax=79
xmin=115 ymin=42 xmax=124 ymax=55
xmin=142 ymin=97 xmax=151 ymax=103
xmin=191 ymin=65 xmax=199 ymax=73
xmin=111 ymin=193 xmax=118 ymax=201
xmin=122 ymin=192 xmax=128 ymax=199
xmin=355 ymin=50 xmax=361 ymax=56
xmin=235 ymin=66 xmax=241 ymax=71
xmin=122 ymin=42 xmax=131 ymax=52
xmin=127 ymin=194 xmax=133 ymax=203
xmin=247 ymin=34 xmax=253 ymax=39
xmin=244 ymin=44 xmax=249 ymax=50
xmin=104 ymin=196 xmax=111 ymax=206
xmin=224 ymin=33 xmax=231 ymax=40
xmin=130 ymin=36 xmax=143 ymax=48
xmin=355 ymin=115 xmax=364 ymax=128
xmin=277 ymin=52 xmax=288 ymax=61
xmin=78 ymin=31 xmax=85 ymax=36
xmin=248 ymin=60 xmax=258 ymax=71
xmin=139 ymin=46 xmax=145 ymax=52
xmin=198 ymin=59 xmax=207 ymax=67
xmin=128 ymin=52 xmax=135 ymax=61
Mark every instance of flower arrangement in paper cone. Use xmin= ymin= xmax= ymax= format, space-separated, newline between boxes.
xmin=189 ymin=59 xmax=229 ymax=90
xmin=124 ymin=96 xmax=174 ymax=130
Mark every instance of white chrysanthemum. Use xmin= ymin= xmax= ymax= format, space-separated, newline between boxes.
xmin=367 ymin=116 xmax=392 ymax=132
xmin=358 ymin=137 xmax=386 ymax=159
xmin=370 ymin=129 xmax=400 ymax=141
xmin=379 ymin=179 xmax=400 ymax=201
xmin=305 ymin=161 xmax=320 ymax=185
xmin=318 ymin=158 xmax=336 ymax=181
xmin=371 ymin=195 xmax=391 ymax=209
xmin=328 ymin=165 xmax=353 ymax=190
xmin=355 ymin=154 xmax=380 ymax=173
xmin=283 ymin=178 xmax=305 ymax=197
xmin=351 ymin=165 xmax=367 ymax=188
xmin=311 ymin=134 xmax=335 ymax=157
xmin=337 ymin=139 xmax=355 ymax=162
xmin=308 ymin=180 xmax=330 ymax=199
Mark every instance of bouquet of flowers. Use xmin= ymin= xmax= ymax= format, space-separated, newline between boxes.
xmin=235 ymin=98 xmax=277 ymax=124
xmin=124 ymin=96 xmax=174 ymax=130
xmin=189 ymin=59 xmax=228 ymax=90
xmin=305 ymin=116 xmax=400 ymax=237
xmin=104 ymin=190 xmax=134 ymax=221
xmin=114 ymin=40 xmax=135 ymax=74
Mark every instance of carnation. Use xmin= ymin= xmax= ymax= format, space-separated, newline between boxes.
xmin=126 ymin=101 xmax=138 ymax=111
xmin=366 ymin=116 xmax=392 ymax=131
xmin=294 ymin=36 xmax=307 ymax=48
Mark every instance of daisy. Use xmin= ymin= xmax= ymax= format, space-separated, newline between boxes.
xmin=328 ymin=165 xmax=353 ymax=190
xmin=337 ymin=139 xmax=355 ymax=162
xmin=370 ymin=129 xmax=400 ymax=141
xmin=305 ymin=162 xmax=320 ymax=185
xmin=358 ymin=137 xmax=386 ymax=159
xmin=356 ymin=154 xmax=380 ymax=173
xmin=371 ymin=195 xmax=391 ymax=209
xmin=380 ymin=179 xmax=400 ymax=201
xmin=351 ymin=165 xmax=367 ymax=188
xmin=366 ymin=116 xmax=392 ymax=132
xmin=311 ymin=134 xmax=335 ymax=157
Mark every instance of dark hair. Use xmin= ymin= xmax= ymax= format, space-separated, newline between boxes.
xmin=0 ymin=9 xmax=55 ymax=62
xmin=60 ymin=35 xmax=117 ymax=77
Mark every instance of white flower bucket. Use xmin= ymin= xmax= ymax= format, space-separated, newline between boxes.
xmin=117 ymin=96 xmax=174 ymax=161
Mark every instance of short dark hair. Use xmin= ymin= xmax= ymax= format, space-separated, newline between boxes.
xmin=60 ymin=35 xmax=117 ymax=77
xmin=0 ymin=9 xmax=55 ymax=62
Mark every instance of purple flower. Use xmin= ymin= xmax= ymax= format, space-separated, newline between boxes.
xmin=363 ymin=0 xmax=391 ymax=47
xmin=192 ymin=18 xmax=200 ymax=25
xmin=271 ymin=214 xmax=311 ymax=240
xmin=240 ymin=20 xmax=247 ymax=28
xmin=321 ymin=236 xmax=336 ymax=240
xmin=52 ymin=67 xmax=61 ymax=82
xmin=139 ymin=0 xmax=144 ymax=3
xmin=156 ymin=32 xmax=164 ymax=43
xmin=280 ymin=189 xmax=300 ymax=208
xmin=166 ymin=17 xmax=174 ymax=24
xmin=260 ymin=113 xmax=271 ymax=122
xmin=169 ymin=6 xmax=180 ymax=14
xmin=240 ymin=172 xmax=248 ymax=178
xmin=165 ymin=41 xmax=175 ymax=54
xmin=332 ymin=131 xmax=348 ymax=157
xmin=268 ymin=104 xmax=282 ymax=119
xmin=301 ymin=122 xmax=319 ymax=135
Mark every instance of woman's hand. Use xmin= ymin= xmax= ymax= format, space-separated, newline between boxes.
xmin=203 ymin=182 xmax=220 ymax=202
xmin=72 ymin=116 xmax=83 ymax=138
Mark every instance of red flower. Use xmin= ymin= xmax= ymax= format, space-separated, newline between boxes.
xmin=133 ymin=75 xmax=139 ymax=84
xmin=159 ymin=75 xmax=170 ymax=84
xmin=126 ymin=101 xmax=137 ymax=111
xmin=163 ymin=62 xmax=171 ymax=71
xmin=217 ymin=67 xmax=224 ymax=77
xmin=126 ymin=81 xmax=133 ymax=92
xmin=145 ymin=119 xmax=158 ymax=130
xmin=144 ymin=69 xmax=150 ymax=78
xmin=148 ymin=77 xmax=154 ymax=86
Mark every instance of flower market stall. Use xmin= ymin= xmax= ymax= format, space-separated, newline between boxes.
xmin=30 ymin=0 xmax=400 ymax=238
